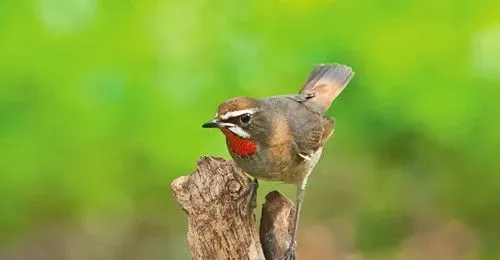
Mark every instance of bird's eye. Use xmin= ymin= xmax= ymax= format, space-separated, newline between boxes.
xmin=239 ymin=113 xmax=251 ymax=124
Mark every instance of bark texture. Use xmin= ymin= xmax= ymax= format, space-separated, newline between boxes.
xmin=171 ymin=156 xmax=294 ymax=260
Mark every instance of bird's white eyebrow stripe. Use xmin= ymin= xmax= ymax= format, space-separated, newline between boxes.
xmin=220 ymin=108 xmax=258 ymax=120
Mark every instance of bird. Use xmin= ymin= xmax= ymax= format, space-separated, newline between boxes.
xmin=202 ymin=63 xmax=354 ymax=260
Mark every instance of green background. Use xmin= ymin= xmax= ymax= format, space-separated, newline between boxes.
xmin=1 ymin=0 xmax=499 ymax=259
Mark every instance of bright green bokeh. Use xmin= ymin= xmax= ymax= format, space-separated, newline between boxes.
xmin=1 ymin=0 xmax=499 ymax=259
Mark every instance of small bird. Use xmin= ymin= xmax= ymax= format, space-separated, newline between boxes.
xmin=202 ymin=63 xmax=354 ymax=260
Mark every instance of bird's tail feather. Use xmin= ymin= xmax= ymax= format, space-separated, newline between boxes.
xmin=299 ymin=63 xmax=354 ymax=112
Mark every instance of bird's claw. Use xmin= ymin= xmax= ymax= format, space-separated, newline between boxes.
xmin=240 ymin=179 xmax=258 ymax=216
xmin=283 ymin=240 xmax=296 ymax=260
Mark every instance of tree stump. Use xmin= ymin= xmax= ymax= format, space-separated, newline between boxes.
xmin=171 ymin=156 xmax=294 ymax=260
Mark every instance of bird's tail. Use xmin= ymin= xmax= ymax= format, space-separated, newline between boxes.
xmin=299 ymin=64 xmax=354 ymax=113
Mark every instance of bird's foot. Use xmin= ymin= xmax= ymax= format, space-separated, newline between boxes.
xmin=240 ymin=179 xmax=258 ymax=216
xmin=283 ymin=240 xmax=297 ymax=260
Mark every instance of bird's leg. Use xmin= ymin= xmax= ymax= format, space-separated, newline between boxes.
xmin=240 ymin=178 xmax=259 ymax=216
xmin=284 ymin=181 xmax=306 ymax=260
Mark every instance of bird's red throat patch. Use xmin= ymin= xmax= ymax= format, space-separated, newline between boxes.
xmin=220 ymin=128 xmax=257 ymax=157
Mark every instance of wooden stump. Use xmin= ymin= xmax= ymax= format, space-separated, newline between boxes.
xmin=171 ymin=156 xmax=294 ymax=260
xmin=260 ymin=191 xmax=295 ymax=260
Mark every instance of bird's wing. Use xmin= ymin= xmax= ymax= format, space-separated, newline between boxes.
xmin=319 ymin=116 xmax=335 ymax=146
xmin=292 ymin=116 xmax=335 ymax=161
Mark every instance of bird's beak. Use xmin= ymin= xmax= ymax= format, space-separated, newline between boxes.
xmin=202 ymin=119 xmax=220 ymax=128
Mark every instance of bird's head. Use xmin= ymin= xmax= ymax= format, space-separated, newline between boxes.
xmin=202 ymin=97 xmax=268 ymax=157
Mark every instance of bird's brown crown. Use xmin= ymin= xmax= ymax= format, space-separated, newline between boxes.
xmin=216 ymin=97 xmax=257 ymax=119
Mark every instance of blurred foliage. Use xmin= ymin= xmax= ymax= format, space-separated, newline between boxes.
xmin=1 ymin=0 xmax=499 ymax=259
